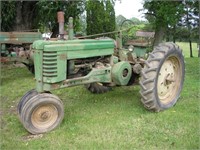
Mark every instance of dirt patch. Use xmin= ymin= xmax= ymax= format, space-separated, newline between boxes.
xmin=1 ymin=62 xmax=25 ymax=69
xmin=0 ymin=110 xmax=3 ymax=116
xmin=0 ymin=117 xmax=7 ymax=129
xmin=22 ymin=134 xmax=43 ymax=141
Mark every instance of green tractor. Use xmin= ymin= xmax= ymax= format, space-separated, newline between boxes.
xmin=0 ymin=30 xmax=42 ymax=73
xmin=18 ymin=12 xmax=185 ymax=134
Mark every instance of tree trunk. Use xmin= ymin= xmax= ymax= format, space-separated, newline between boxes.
xmin=198 ymin=0 xmax=200 ymax=57
xmin=22 ymin=1 xmax=37 ymax=30
xmin=13 ymin=1 xmax=37 ymax=31
xmin=14 ymin=2 xmax=23 ymax=31
xmin=153 ymin=26 xmax=165 ymax=47
xmin=189 ymin=40 xmax=193 ymax=57
xmin=173 ymin=25 xmax=176 ymax=43
xmin=166 ymin=27 xmax=170 ymax=42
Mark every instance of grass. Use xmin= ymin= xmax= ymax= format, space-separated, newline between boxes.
xmin=176 ymin=42 xmax=199 ymax=58
xmin=0 ymin=43 xmax=199 ymax=149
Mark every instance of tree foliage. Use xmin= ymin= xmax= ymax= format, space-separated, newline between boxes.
xmin=1 ymin=1 xmax=16 ymax=31
xmin=143 ymin=0 xmax=199 ymax=57
xmin=1 ymin=1 xmax=38 ymax=31
xmin=1 ymin=0 xmax=84 ymax=34
xmin=35 ymin=0 xmax=84 ymax=34
xmin=178 ymin=1 xmax=199 ymax=41
xmin=181 ymin=0 xmax=199 ymax=57
xmin=116 ymin=14 xmax=148 ymax=29
xmin=116 ymin=15 xmax=127 ymax=27
xmin=143 ymin=0 xmax=184 ymax=46
xmin=104 ymin=0 xmax=116 ymax=34
xmin=86 ymin=0 xmax=104 ymax=35
xmin=86 ymin=0 xmax=116 ymax=37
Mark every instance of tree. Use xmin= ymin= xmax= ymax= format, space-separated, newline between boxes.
xmin=35 ymin=0 xmax=84 ymax=36
xmin=79 ymin=13 xmax=87 ymax=35
xmin=116 ymin=15 xmax=127 ymax=27
xmin=104 ymin=0 xmax=116 ymax=37
xmin=142 ymin=0 xmax=199 ymax=58
xmin=86 ymin=0 xmax=116 ymax=37
xmin=1 ymin=1 xmax=16 ymax=31
xmin=1 ymin=0 xmax=84 ymax=34
xmin=130 ymin=17 xmax=141 ymax=25
xmin=179 ymin=0 xmax=199 ymax=57
xmin=199 ymin=0 xmax=200 ymax=57
xmin=142 ymin=1 xmax=183 ymax=46
xmin=86 ymin=0 xmax=105 ymax=35
xmin=1 ymin=1 xmax=37 ymax=31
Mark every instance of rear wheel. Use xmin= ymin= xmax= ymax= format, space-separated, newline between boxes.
xmin=85 ymin=83 xmax=111 ymax=94
xmin=20 ymin=93 xmax=64 ymax=134
xmin=140 ymin=42 xmax=185 ymax=112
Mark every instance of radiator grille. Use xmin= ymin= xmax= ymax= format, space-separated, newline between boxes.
xmin=43 ymin=51 xmax=57 ymax=77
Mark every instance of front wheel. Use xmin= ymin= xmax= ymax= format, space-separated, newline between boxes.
xmin=20 ymin=93 xmax=64 ymax=134
xmin=140 ymin=42 xmax=185 ymax=112
xmin=18 ymin=89 xmax=38 ymax=120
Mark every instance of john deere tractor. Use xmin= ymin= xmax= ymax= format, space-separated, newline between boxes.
xmin=18 ymin=12 xmax=185 ymax=134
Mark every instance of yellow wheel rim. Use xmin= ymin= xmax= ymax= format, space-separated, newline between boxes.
xmin=157 ymin=56 xmax=182 ymax=104
xmin=31 ymin=104 xmax=58 ymax=129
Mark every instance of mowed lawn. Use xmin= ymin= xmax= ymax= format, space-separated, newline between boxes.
xmin=0 ymin=42 xmax=199 ymax=149
xmin=176 ymin=42 xmax=199 ymax=58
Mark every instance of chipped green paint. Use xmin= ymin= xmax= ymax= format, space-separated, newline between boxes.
xmin=134 ymin=47 xmax=147 ymax=57
xmin=33 ymin=39 xmax=115 ymax=92
xmin=0 ymin=32 xmax=41 ymax=44
xmin=111 ymin=61 xmax=132 ymax=85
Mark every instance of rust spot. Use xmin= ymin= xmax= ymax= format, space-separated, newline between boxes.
xmin=0 ymin=32 xmax=41 ymax=44
xmin=59 ymin=54 xmax=67 ymax=60
xmin=57 ymin=11 xmax=64 ymax=23
xmin=10 ymin=32 xmax=16 ymax=39
xmin=0 ymin=57 xmax=9 ymax=63
xmin=51 ymin=83 xmax=60 ymax=89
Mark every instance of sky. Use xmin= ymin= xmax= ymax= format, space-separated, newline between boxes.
xmin=114 ymin=0 xmax=145 ymax=20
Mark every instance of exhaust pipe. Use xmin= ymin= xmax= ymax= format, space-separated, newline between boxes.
xmin=57 ymin=11 xmax=65 ymax=39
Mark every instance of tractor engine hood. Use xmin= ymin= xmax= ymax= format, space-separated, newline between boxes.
xmin=32 ymin=39 xmax=115 ymax=59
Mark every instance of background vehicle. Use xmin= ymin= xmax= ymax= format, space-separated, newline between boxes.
xmin=0 ymin=30 xmax=42 ymax=72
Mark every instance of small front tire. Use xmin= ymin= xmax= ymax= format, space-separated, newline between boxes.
xmin=17 ymin=89 xmax=38 ymax=116
xmin=20 ymin=93 xmax=64 ymax=134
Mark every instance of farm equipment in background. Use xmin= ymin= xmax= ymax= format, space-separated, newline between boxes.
xmin=0 ymin=30 xmax=42 ymax=73
xmin=125 ymin=31 xmax=155 ymax=57
xmin=17 ymin=11 xmax=185 ymax=134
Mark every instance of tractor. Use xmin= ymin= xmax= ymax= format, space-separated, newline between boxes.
xmin=0 ymin=30 xmax=42 ymax=73
xmin=17 ymin=12 xmax=185 ymax=134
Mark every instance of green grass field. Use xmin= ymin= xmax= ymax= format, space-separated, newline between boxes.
xmin=0 ymin=43 xmax=199 ymax=149
xmin=176 ymin=42 xmax=199 ymax=58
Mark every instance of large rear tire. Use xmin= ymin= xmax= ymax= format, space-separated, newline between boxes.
xmin=140 ymin=42 xmax=185 ymax=112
